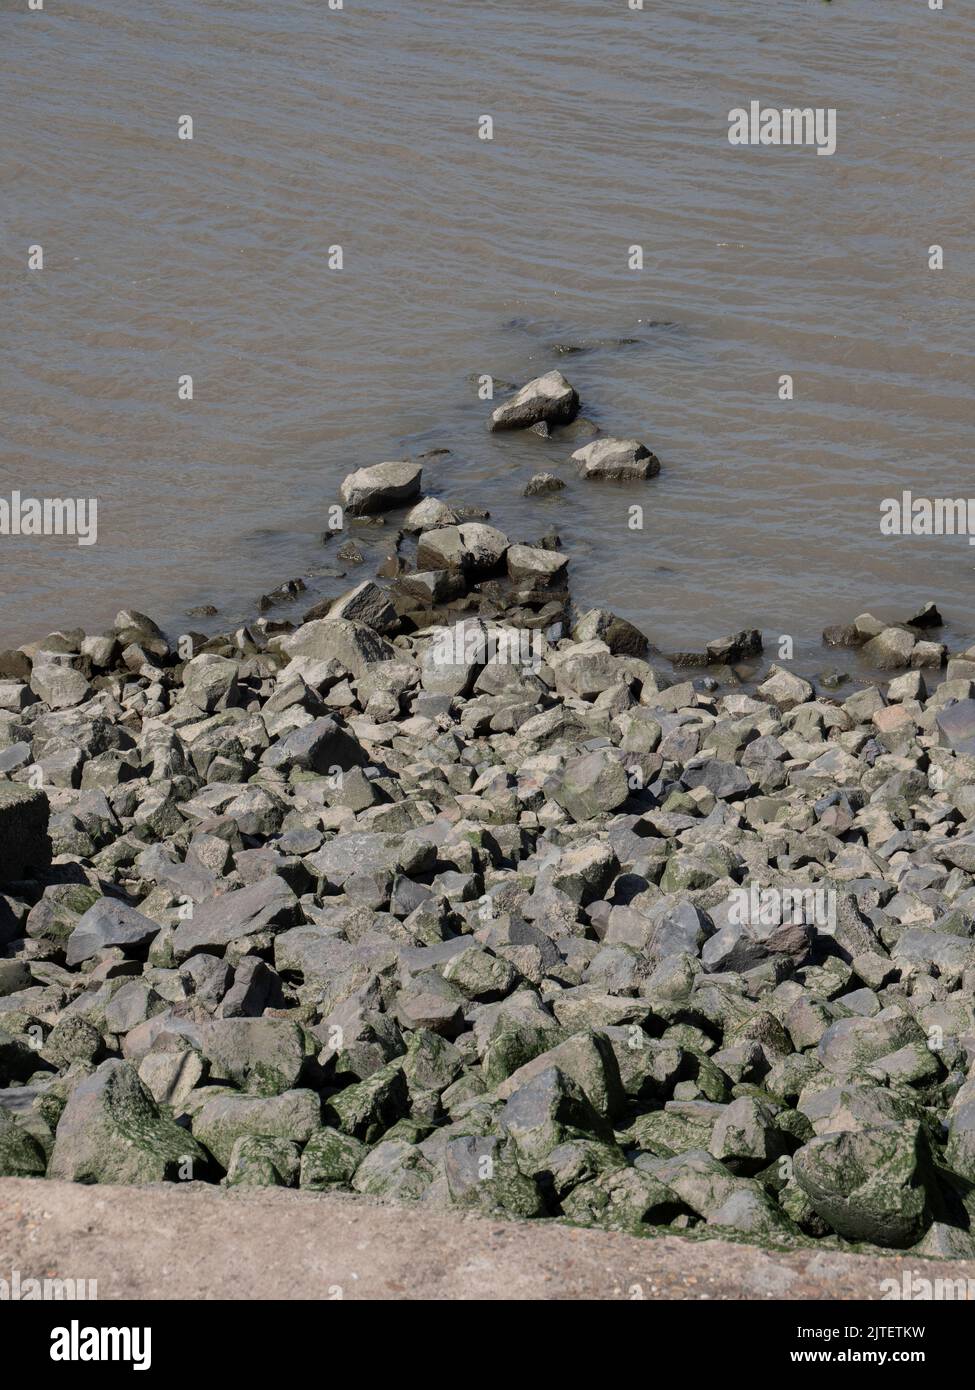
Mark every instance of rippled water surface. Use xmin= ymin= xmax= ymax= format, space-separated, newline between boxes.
xmin=2 ymin=0 xmax=973 ymax=673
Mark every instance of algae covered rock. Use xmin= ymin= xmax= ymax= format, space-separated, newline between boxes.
xmin=299 ymin=1128 xmax=367 ymax=1189
xmin=794 ymin=1126 xmax=930 ymax=1248
xmin=500 ymin=1066 xmax=613 ymax=1172
xmin=325 ymin=1062 xmax=408 ymax=1143
xmin=192 ymin=1089 xmax=321 ymax=1170
xmin=6 ymin=485 xmax=975 ymax=1262
xmin=198 ymin=1018 xmax=307 ymax=1096
xmin=562 ymin=1166 xmax=683 ymax=1233
xmin=351 ymin=1138 xmax=435 ymax=1200
xmin=443 ymin=1134 xmax=544 ymax=1217
xmin=225 ymin=1134 xmax=301 ymax=1188
xmin=0 ymin=1106 xmax=47 ymax=1177
xmin=47 ymin=1060 xmax=208 ymax=1184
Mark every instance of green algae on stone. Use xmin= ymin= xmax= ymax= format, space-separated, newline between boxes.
xmin=0 ymin=1106 xmax=47 ymax=1176
xmin=544 ymin=1137 xmax=627 ymax=1199
xmin=198 ymin=1018 xmax=307 ymax=1096
xmin=47 ymin=1059 xmax=208 ymax=1184
xmin=41 ymin=1017 xmax=105 ymax=1070
xmin=562 ymin=1166 xmax=685 ymax=1234
xmin=481 ymin=1023 xmax=553 ymax=1088
xmin=225 ymin=1134 xmax=301 ymax=1188
xmin=25 ymin=883 xmax=102 ymax=947
xmin=495 ymin=1029 xmax=625 ymax=1121
xmin=299 ymin=1127 xmax=367 ymax=1189
xmin=500 ymin=1065 xmax=613 ymax=1173
xmin=192 ymin=1088 xmax=321 ymax=1170
xmin=401 ymin=1030 xmax=464 ymax=1094
xmin=443 ymin=1134 xmax=545 ymax=1217
xmin=325 ymin=1061 xmax=408 ymax=1143
xmin=794 ymin=1125 xmax=930 ymax=1248
xmin=351 ymin=1138 xmax=436 ymax=1200
xmin=624 ymin=1107 xmax=717 ymax=1158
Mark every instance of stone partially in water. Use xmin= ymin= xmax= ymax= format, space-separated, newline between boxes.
xmin=340 ymin=461 xmax=422 ymax=515
xmin=571 ymin=438 xmax=660 ymax=481
xmin=523 ymin=473 xmax=565 ymax=497
xmin=489 ymin=371 xmax=579 ymax=432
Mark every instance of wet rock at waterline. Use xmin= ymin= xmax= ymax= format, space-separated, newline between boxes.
xmin=571 ymin=438 xmax=661 ymax=481
xmin=340 ymin=462 xmax=423 ymax=516
xmin=489 ymin=372 xmax=580 ymax=432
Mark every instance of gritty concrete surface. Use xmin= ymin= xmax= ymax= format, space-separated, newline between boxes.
xmin=1 ymin=1177 xmax=972 ymax=1300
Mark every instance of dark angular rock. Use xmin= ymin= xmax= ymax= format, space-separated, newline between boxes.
xmin=0 ymin=784 xmax=51 ymax=883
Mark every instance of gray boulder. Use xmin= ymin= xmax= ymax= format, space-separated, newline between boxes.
xmin=572 ymin=609 xmax=649 ymax=656
xmin=264 ymin=716 xmax=367 ymax=775
xmin=861 ymin=627 xmax=915 ymax=670
xmin=29 ymin=659 xmax=91 ymax=709
xmin=198 ymin=1018 xmax=307 ymax=1096
xmin=192 ymin=1089 xmax=321 ymax=1169
xmin=279 ymin=618 xmax=396 ymax=679
xmin=181 ymin=654 xmax=240 ymax=712
xmin=506 ymin=545 xmax=568 ymax=583
xmin=327 ymin=581 xmax=398 ymax=633
xmin=171 ymin=875 xmax=299 ymax=960
xmin=340 ymin=461 xmax=422 ymax=515
xmin=416 ymin=523 xmax=509 ymax=574
xmin=549 ymin=749 xmax=630 ymax=822
xmin=66 ymin=897 xmax=160 ymax=967
xmin=936 ymin=699 xmax=975 ymax=756
xmin=490 ymin=371 xmax=579 ymax=431
xmin=571 ymin=438 xmax=660 ymax=481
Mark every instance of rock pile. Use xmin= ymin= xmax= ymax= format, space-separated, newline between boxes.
xmin=2 ymin=455 xmax=975 ymax=1258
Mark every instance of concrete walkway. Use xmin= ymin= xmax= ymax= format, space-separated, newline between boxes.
xmin=2 ymin=1178 xmax=971 ymax=1300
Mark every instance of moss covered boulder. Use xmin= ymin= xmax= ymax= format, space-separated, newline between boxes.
xmin=794 ymin=1126 xmax=930 ymax=1248
xmin=47 ymin=1059 xmax=208 ymax=1184
xmin=0 ymin=1106 xmax=47 ymax=1177
xmin=224 ymin=1135 xmax=301 ymax=1188
xmin=192 ymin=1088 xmax=320 ymax=1169
xmin=299 ymin=1128 xmax=367 ymax=1189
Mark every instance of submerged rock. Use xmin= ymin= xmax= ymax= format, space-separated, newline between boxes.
xmin=571 ymin=438 xmax=660 ymax=481
xmin=489 ymin=372 xmax=579 ymax=432
xmin=523 ymin=473 xmax=565 ymax=497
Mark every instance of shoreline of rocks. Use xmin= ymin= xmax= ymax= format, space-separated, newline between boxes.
xmin=3 ymin=376 xmax=975 ymax=1257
